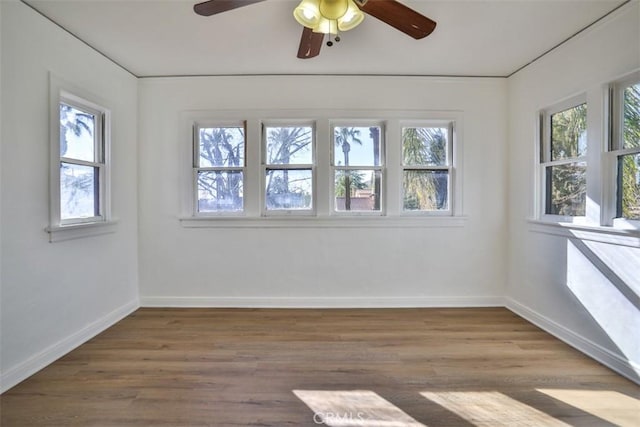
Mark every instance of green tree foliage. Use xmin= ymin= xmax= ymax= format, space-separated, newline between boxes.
xmin=621 ymin=84 xmax=640 ymax=219
xmin=334 ymin=171 xmax=367 ymax=197
xmin=548 ymin=104 xmax=587 ymax=216
xmin=402 ymin=127 xmax=447 ymax=210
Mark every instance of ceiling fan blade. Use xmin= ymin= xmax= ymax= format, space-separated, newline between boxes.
xmin=356 ymin=0 xmax=436 ymax=39
xmin=297 ymin=27 xmax=324 ymax=59
xmin=193 ymin=0 xmax=266 ymax=17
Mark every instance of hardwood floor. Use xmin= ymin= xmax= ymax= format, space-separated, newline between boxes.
xmin=1 ymin=308 xmax=638 ymax=426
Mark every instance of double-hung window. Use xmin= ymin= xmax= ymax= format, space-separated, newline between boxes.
xmin=332 ymin=124 xmax=384 ymax=213
xmin=57 ymin=95 xmax=106 ymax=225
xmin=263 ymin=123 xmax=315 ymax=214
xmin=540 ymin=97 xmax=587 ymax=219
xmin=611 ymin=74 xmax=640 ymax=222
xmin=401 ymin=124 xmax=452 ymax=213
xmin=194 ymin=123 xmax=246 ymax=214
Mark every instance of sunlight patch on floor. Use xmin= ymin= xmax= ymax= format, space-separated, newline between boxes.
xmin=293 ymin=390 xmax=425 ymax=426
xmin=420 ymin=391 xmax=569 ymax=427
xmin=537 ymin=389 xmax=640 ymax=427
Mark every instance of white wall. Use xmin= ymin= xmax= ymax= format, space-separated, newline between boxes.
xmin=137 ymin=76 xmax=508 ymax=306
xmin=506 ymin=2 xmax=640 ymax=382
xmin=0 ymin=1 xmax=139 ymax=392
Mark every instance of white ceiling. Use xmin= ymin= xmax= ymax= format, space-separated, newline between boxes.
xmin=25 ymin=0 xmax=627 ymax=77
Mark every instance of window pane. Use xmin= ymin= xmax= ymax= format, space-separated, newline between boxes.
xmin=60 ymin=162 xmax=97 ymax=219
xmin=546 ymin=163 xmax=586 ymax=216
xmin=402 ymin=127 xmax=448 ymax=166
xmin=265 ymin=126 xmax=313 ymax=165
xmin=198 ymin=127 xmax=245 ymax=167
xmin=334 ymin=170 xmax=381 ymax=212
xmin=551 ymin=103 xmax=587 ymax=160
xmin=403 ymin=170 xmax=449 ymax=211
xmin=619 ymin=153 xmax=640 ymax=220
xmin=334 ymin=126 xmax=382 ymax=167
xmin=623 ymin=83 xmax=640 ymax=149
xmin=197 ymin=170 xmax=243 ymax=212
xmin=60 ymin=103 xmax=95 ymax=162
xmin=265 ymin=169 xmax=312 ymax=210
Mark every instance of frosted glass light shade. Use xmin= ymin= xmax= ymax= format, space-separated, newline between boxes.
xmin=293 ymin=0 xmax=321 ymax=28
xmin=338 ymin=0 xmax=364 ymax=31
xmin=294 ymin=0 xmax=365 ymax=34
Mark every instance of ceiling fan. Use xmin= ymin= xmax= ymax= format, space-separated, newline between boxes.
xmin=193 ymin=0 xmax=437 ymax=59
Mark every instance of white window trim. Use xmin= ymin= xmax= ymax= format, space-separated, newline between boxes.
xmin=180 ymin=109 xmax=465 ymax=228
xmin=330 ymin=120 xmax=385 ymax=216
xmin=399 ymin=120 xmax=456 ymax=216
xmin=261 ymin=120 xmax=316 ymax=217
xmin=608 ymin=71 xmax=640 ymax=230
xmin=47 ymin=74 xmax=115 ymax=242
xmin=537 ymin=93 xmax=589 ymax=224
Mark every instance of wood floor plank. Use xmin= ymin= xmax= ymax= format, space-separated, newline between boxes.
xmin=1 ymin=308 xmax=638 ymax=426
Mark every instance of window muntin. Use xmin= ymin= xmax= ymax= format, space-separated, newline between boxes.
xmin=401 ymin=126 xmax=451 ymax=212
xmin=263 ymin=125 xmax=314 ymax=213
xmin=58 ymin=99 xmax=104 ymax=223
xmin=612 ymin=77 xmax=640 ymax=221
xmin=540 ymin=100 xmax=587 ymax=218
xmin=195 ymin=124 xmax=245 ymax=213
xmin=332 ymin=125 xmax=383 ymax=213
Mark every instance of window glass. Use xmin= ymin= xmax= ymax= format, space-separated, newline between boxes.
xmin=197 ymin=170 xmax=243 ymax=212
xmin=60 ymin=103 xmax=95 ymax=162
xmin=619 ymin=153 xmax=640 ymax=220
xmin=623 ymin=83 xmax=640 ymax=150
xmin=546 ymin=162 xmax=587 ymax=216
xmin=334 ymin=126 xmax=381 ymax=167
xmin=402 ymin=127 xmax=448 ymax=166
xmin=265 ymin=126 xmax=313 ymax=165
xmin=60 ymin=163 xmax=97 ymax=220
xmin=403 ymin=170 xmax=449 ymax=211
xmin=551 ymin=103 xmax=587 ymax=161
xmin=198 ymin=127 xmax=244 ymax=168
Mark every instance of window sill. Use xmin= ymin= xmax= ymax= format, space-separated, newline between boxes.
xmin=527 ymin=219 xmax=640 ymax=248
xmin=46 ymin=220 xmax=118 ymax=243
xmin=180 ymin=216 xmax=468 ymax=229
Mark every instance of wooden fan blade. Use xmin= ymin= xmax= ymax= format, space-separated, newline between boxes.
xmin=193 ymin=0 xmax=265 ymax=17
xmin=297 ymin=27 xmax=324 ymax=59
xmin=357 ymin=0 xmax=436 ymax=39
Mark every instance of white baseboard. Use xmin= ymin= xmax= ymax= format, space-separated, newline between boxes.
xmin=1 ymin=299 xmax=139 ymax=394
xmin=505 ymin=297 xmax=640 ymax=385
xmin=140 ymin=295 xmax=506 ymax=308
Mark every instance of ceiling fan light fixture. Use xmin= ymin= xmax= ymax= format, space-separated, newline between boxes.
xmin=337 ymin=0 xmax=364 ymax=31
xmin=293 ymin=0 xmax=321 ymax=28
xmin=294 ymin=0 xmax=364 ymax=34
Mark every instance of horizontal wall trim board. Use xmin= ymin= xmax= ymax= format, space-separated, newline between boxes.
xmin=0 ymin=299 xmax=139 ymax=394
xmin=140 ymin=296 xmax=505 ymax=308
xmin=505 ymin=297 xmax=640 ymax=386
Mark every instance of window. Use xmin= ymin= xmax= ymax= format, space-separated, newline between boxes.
xmin=194 ymin=123 xmax=245 ymax=214
xmin=402 ymin=124 xmax=452 ymax=213
xmin=56 ymin=94 xmax=107 ymax=225
xmin=332 ymin=124 xmax=383 ymax=213
xmin=540 ymin=98 xmax=587 ymax=218
xmin=263 ymin=124 xmax=314 ymax=213
xmin=611 ymin=75 xmax=640 ymax=222
xmin=182 ymin=110 xmax=464 ymax=226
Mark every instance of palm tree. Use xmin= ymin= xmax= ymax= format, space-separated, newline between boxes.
xmin=402 ymin=127 xmax=447 ymax=210
xmin=334 ymin=127 xmax=362 ymax=210
xmin=265 ymin=127 xmax=312 ymax=205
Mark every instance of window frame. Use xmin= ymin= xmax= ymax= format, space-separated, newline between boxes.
xmin=538 ymin=94 xmax=588 ymax=223
xmin=330 ymin=120 xmax=385 ymax=216
xmin=192 ymin=121 xmax=247 ymax=216
xmin=261 ymin=120 xmax=316 ymax=216
xmin=180 ymin=109 xmax=465 ymax=228
xmin=609 ymin=71 xmax=640 ymax=228
xmin=400 ymin=120 xmax=455 ymax=216
xmin=48 ymin=81 xmax=113 ymax=242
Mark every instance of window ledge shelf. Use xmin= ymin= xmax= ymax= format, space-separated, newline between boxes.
xmin=46 ymin=220 xmax=118 ymax=243
xmin=180 ymin=216 xmax=468 ymax=229
xmin=527 ymin=219 xmax=640 ymax=248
